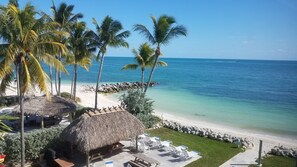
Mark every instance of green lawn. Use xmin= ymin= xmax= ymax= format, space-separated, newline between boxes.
xmin=148 ymin=128 xmax=242 ymax=167
xmin=249 ymin=155 xmax=296 ymax=167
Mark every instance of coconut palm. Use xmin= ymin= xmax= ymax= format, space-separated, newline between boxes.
xmin=134 ymin=15 xmax=187 ymax=94
xmin=66 ymin=22 xmax=95 ymax=100
xmin=0 ymin=2 xmax=67 ymax=166
xmin=92 ymin=16 xmax=130 ymax=109
xmin=50 ymin=1 xmax=83 ymax=96
xmin=122 ymin=43 xmax=167 ymax=91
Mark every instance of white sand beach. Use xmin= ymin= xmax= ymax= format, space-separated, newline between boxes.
xmin=4 ymin=82 xmax=297 ymax=163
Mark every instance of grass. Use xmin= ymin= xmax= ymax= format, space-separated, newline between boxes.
xmin=148 ymin=128 xmax=242 ymax=167
xmin=249 ymin=155 xmax=296 ymax=167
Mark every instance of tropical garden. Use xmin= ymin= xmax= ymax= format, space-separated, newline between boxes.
xmin=1 ymin=1 xmax=294 ymax=167
xmin=0 ymin=0 xmax=189 ymax=166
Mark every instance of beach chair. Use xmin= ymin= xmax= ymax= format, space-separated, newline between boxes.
xmin=138 ymin=141 xmax=150 ymax=152
xmin=149 ymin=137 xmax=162 ymax=149
xmin=105 ymin=160 xmax=113 ymax=167
xmin=160 ymin=140 xmax=172 ymax=150
xmin=179 ymin=150 xmax=200 ymax=161
xmin=171 ymin=145 xmax=188 ymax=157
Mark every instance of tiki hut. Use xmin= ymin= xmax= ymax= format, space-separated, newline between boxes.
xmin=61 ymin=106 xmax=145 ymax=166
xmin=14 ymin=95 xmax=77 ymax=128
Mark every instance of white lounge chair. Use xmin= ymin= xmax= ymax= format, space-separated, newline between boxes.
xmin=179 ymin=150 xmax=200 ymax=161
xmin=149 ymin=137 xmax=162 ymax=149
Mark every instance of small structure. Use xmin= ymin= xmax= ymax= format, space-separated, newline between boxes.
xmin=61 ymin=106 xmax=145 ymax=167
xmin=13 ymin=95 xmax=77 ymax=128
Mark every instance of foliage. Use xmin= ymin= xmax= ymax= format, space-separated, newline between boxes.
xmin=0 ymin=115 xmax=13 ymax=141
xmin=60 ymin=92 xmax=81 ymax=102
xmin=92 ymin=16 xmax=130 ymax=109
xmin=133 ymin=15 xmax=187 ymax=93
xmin=148 ymin=128 xmax=242 ymax=167
xmin=120 ymin=90 xmax=160 ymax=128
xmin=74 ymin=107 xmax=93 ymax=119
xmin=136 ymin=113 xmax=160 ymax=128
xmin=122 ymin=43 xmax=167 ymax=89
xmin=0 ymin=126 xmax=65 ymax=163
xmin=249 ymin=155 xmax=296 ymax=167
xmin=0 ymin=2 xmax=67 ymax=95
xmin=120 ymin=90 xmax=153 ymax=115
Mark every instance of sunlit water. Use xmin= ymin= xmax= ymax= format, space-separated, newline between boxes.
xmin=51 ymin=57 xmax=297 ymax=137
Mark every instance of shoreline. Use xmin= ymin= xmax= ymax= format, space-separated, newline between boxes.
xmin=4 ymin=82 xmax=297 ymax=152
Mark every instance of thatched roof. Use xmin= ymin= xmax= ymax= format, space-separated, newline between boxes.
xmin=61 ymin=106 xmax=145 ymax=153
xmin=14 ymin=95 xmax=77 ymax=116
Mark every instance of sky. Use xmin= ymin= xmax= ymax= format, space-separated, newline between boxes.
xmin=1 ymin=0 xmax=297 ymax=60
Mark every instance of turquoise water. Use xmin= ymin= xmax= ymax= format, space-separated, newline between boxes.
xmin=54 ymin=57 xmax=297 ymax=137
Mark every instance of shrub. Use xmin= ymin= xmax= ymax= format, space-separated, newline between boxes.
xmin=60 ymin=92 xmax=81 ymax=103
xmin=136 ymin=113 xmax=161 ymax=128
xmin=120 ymin=90 xmax=160 ymax=128
xmin=0 ymin=126 xmax=65 ymax=163
xmin=120 ymin=90 xmax=153 ymax=115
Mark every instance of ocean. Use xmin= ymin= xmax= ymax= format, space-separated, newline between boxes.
xmin=57 ymin=57 xmax=297 ymax=137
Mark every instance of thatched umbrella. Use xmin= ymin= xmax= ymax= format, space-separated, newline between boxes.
xmin=61 ymin=106 xmax=145 ymax=167
xmin=14 ymin=95 xmax=77 ymax=128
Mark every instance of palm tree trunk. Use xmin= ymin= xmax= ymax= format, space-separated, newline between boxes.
xmin=94 ymin=54 xmax=105 ymax=109
xmin=49 ymin=65 xmax=53 ymax=95
xmin=141 ymin=69 xmax=145 ymax=92
xmin=55 ymin=68 xmax=58 ymax=95
xmin=143 ymin=54 xmax=159 ymax=94
xmin=58 ymin=53 xmax=61 ymax=96
xmin=16 ymin=61 xmax=25 ymax=167
xmin=73 ymin=63 xmax=78 ymax=100
xmin=70 ymin=66 xmax=75 ymax=99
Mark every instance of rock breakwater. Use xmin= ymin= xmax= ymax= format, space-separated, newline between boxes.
xmin=83 ymin=82 xmax=159 ymax=93
xmin=162 ymin=120 xmax=254 ymax=149
xmin=268 ymin=145 xmax=297 ymax=158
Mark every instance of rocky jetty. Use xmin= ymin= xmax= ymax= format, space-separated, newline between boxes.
xmin=162 ymin=120 xmax=254 ymax=149
xmin=268 ymin=145 xmax=297 ymax=158
xmin=87 ymin=82 xmax=159 ymax=93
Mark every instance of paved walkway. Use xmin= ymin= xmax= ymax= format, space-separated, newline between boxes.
xmin=220 ymin=149 xmax=259 ymax=167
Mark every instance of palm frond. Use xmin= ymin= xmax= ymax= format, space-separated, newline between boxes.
xmin=42 ymin=53 xmax=68 ymax=74
xmin=163 ymin=25 xmax=187 ymax=45
xmin=133 ymin=24 xmax=156 ymax=44
xmin=21 ymin=57 xmax=31 ymax=93
xmin=0 ymin=120 xmax=12 ymax=133
xmin=122 ymin=64 xmax=138 ymax=70
xmin=0 ymin=70 xmax=14 ymax=96
xmin=0 ymin=56 xmax=14 ymax=78
xmin=135 ymin=55 xmax=144 ymax=65
xmin=27 ymin=53 xmax=49 ymax=97
xmin=78 ymin=57 xmax=92 ymax=71
xmin=157 ymin=60 xmax=168 ymax=67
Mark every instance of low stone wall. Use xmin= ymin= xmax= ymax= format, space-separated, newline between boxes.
xmin=162 ymin=120 xmax=254 ymax=149
xmin=83 ymin=82 xmax=159 ymax=93
xmin=268 ymin=145 xmax=297 ymax=158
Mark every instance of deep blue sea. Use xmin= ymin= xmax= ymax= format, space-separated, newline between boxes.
xmin=57 ymin=57 xmax=297 ymax=137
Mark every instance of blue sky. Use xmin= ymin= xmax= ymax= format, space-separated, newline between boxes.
xmin=1 ymin=0 xmax=297 ymax=60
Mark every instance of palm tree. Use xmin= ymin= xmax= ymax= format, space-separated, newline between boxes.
xmin=92 ymin=16 xmax=130 ymax=109
xmin=51 ymin=1 xmax=83 ymax=96
xmin=122 ymin=43 xmax=167 ymax=91
xmin=66 ymin=22 xmax=95 ymax=100
xmin=134 ymin=15 xmax=187 ymax=94
xmin=0 ymin=2 xmax=67 ymax=166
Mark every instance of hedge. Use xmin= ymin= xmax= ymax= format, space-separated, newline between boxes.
xmin=0 ymin=125 xmax=65 ymax=163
